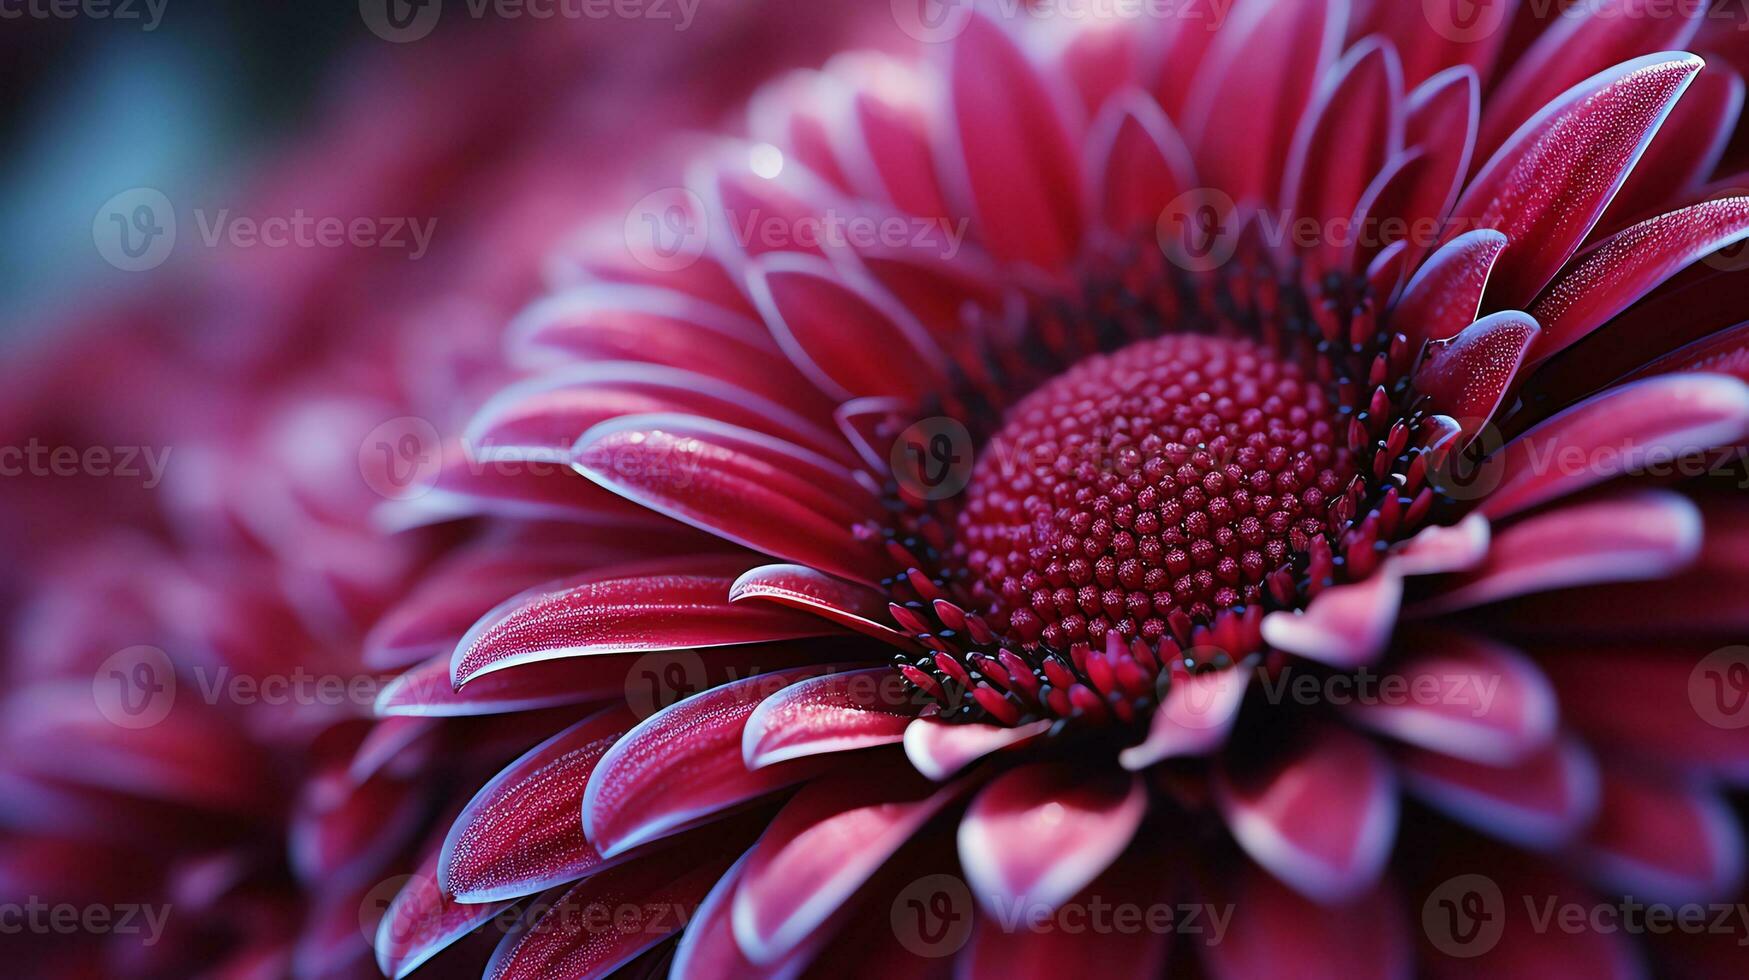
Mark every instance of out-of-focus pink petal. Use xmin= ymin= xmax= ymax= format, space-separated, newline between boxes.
xmin=946 ymin=14 xmax=1083 ymax=269
xmin=1088 ymin=91 xmax=1196 ymax=236
xmin=1348 ymin=632 xmax=1557 ymax=765
xmin=1283 ymin=38 xmax=1404 ymax=253
xmin=959 ymin=763 xmax=1145 ymax=915
xmin=1182 ymin=0 xmax=1345 ymax=205
xmin=1215 ymin=725 xmax=1398 ymax=903
xmin=1575 ymin=768 xmax=1745 ymax=904
xmin=376 ymin=652 xmax=616 ymax=717
xmin=1357 ymin=0 xmax=1513 ymax=89
xmin=1539 ymin=646 xmax=1749 ymax=780
xmin=1201 ymin=865 xmax=1410 ymax=980
xmin=1118 ymin=667 xmax=1250 ymax=770
xmin=1396 ymin=737 xmax=1600 ymax=851
xmin=375 ymin=849 xmax=514 ymax=980
xmin=1390 ymin=515 xmax=1490 ymax=577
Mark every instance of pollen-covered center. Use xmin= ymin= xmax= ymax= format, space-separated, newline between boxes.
xmin=950 ymin=333 xmax=1357 ymax=652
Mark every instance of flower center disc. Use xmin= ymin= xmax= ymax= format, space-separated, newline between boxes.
xmin=950 ymin=332 xmax=1357 ymax=652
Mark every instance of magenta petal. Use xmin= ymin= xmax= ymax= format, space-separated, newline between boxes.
xmin=582 ymin=665 xmax=842 ymax=859
xmin=572 ymin=414 xmax=888 ymax=584
xmin=1118 ymin=667 xmax=1250 ymax=770
xmin=730 ymin=765 xmax=970 ymax=964
xmin=484 ymin=851 xmax=731 ymax=980
xmin=837 ymin=54 xmax=950 ymax=219
xmin=1600 ymin=62 xmax=1743 ymax=232
xmin=1396 ymin=737 xmax=1600 ymax=851
xmin=1576 ymin=768 xmax=1745 ymax=904
xmin=946 ymin=14 xmax=1083 ymax=269
xmin=1389 ymin=515 xmax=1490 ymax=577
xmin=741 ymin=667 xmax=921 ymax=769
xmin=749 ymin=253 xmax=947 ymax=402
xmin=902 ymin=717 xmax=1052 ymax=781
xmin=1182 ymin=0 xmax=1344 ymax=205
xmin=1529 ymin=197 xmax=1749 ymax=364
xmin=375 ymin=849 xmax=514 ymax=980
xmin=440 ymin=706 xmax=637 ymax=903
xmin=1260 ymin=564 xmax=1403 ymax=669
xmin=1413 ymin=310 xmax=1539 ymax=440
xmin=1389 ymin=66 xmax=1478 ymax=269
xmin=1283 ymin=39 xmax=1404 ymax=245
xmin=451 ymin=556 xmax=840 ymax=685
xmin=1540 ymin=647 xmax=1749 ymax=780
xmin=1201 ymin=865 xmax=1410 ymax=980
xmin=730 ymin=563 xmax=920 ymax=651
xmin=1478 ymin=0 xmax=1704 ymax=162
xmin=1453 ymin=53 xmax=1702 ymax=309
xmin=1215 ymin=725 xmax=1398 ymax=904
xmin=1358 ymin=0 xmax=1510 ymax=89
xmin=959 ymin=763 xmax=1145 ymax=915
xmin=1088 ymin=90 xmax=1196 ymax=236
xmin=465 ymin=362 xmax=849 ymax=467
xmin=1346 ymin=632 xmax=1557 ymax=765
xmin=1479 ymin=373 xmax=1749 ymax=520
xmin=1392 ymin=229 xmax=1509 ymax=349
xmin=1420 ymin=491 xmax=1701 ymax=613
xmin=960 ymin=850 xmax=1172 ymax=979
xmin=376 ymin=652 xmax=617 ymax=718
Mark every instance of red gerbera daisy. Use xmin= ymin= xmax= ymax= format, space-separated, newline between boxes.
xmin=353 ymin=2 xmax=1749 ymax=977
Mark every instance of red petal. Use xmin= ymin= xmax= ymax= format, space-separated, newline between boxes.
xmin=1413 ymin=310 xmax=1540 ymax=440
xmin=1118 ymin=667 xmax=1250 ymax=770
xmin=451 ymin=556 xmax=840 ymax=684
xmin=1182 ymin=0 xmax=1345 ymax=204
xmin=741 ymin=667 xmax=921 ymax=768
xmin=1453 ymin=54 xmax=1703 ymax=309
xmin=582 ymin=666 xmax=843 ymax=858
xmin=572 ymin=415 xmax=889 ymax=584
xmin=902 ymin=717 xmax=1052 ymax=781
xmin=1575 ymin=768 xmax=1745 ymax=904
xmin=1420 ymin=491 xmax=1701 ymax=612
xmin=1393 ymin=229 xmax=1509 ymax=349
xmin=946 ymin=15 xmax=1083 ymax=269
xmin=730 ymin=765 xmax=971 ymax=964
xmin=730 ymin=564 xmax=920 ymax=651
xmin=1260 ymin=565 xmax=1403 ymax=669
xmin=440 ymin=706 xmax=638 ymax=902
xmin=1478 ymin=0 xmax=1705 ymax=162
xmin=376 ymin=653 xmax=617 ymax=718
xmin=1529 ymin=197 xmax=1749 ymax=364
xmin=1215 ymin=725 xmax=1398 ymax=903
xmin=1397 ymin=736 xmax=1600 ymax=851
xmin=1347 ymin=632 xmax=1557 ymax=765
xmin=1358 ymin=0 xmax=1513 ymax=89
xmin=1478 ymin=373 xmax=1749 ymax=520
xmin=1088 ymin=90 xmax=1196 ymax=236
xmin=959 ymin=763 xmax=1146 ymax=914
xmin=1202 ymin=866 xmax=1410 ymax=980
xmin=376 ymin=849 xmax=514 ymax=980
xmin=1283 ymin=39 xmax=1404 ymax=243
xmin=1599 ymin=62 xmax=1744 ymax=233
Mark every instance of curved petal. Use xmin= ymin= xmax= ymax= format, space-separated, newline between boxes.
xmin=959 ymin=763 xmax=1146 ymax=915
xmin=1087 ymin=89 xmax=1197 ymax=236
xmin=730 ymin=564 xmax=920 ymax=651
xmin=1215 ymin=725 xmax=1399 ymax=903
xmin=1575 ymin=768 xmax=1745 ymax=904
xmin=902 ymin=717 xmax=1052 ymax=781
xmin=571 ymin=414 xmax=888 ymax=584
xmin=1201 ymin=865 xmax=1410 ymax=980
xmin=1118 ymin=667 xmax=1250 ymax=770
xmin=1260 ymin=564 xmax=1403 ymax=670
xmin=1347 ymin=632 xmax=1557 ymax=766
xmin=741 ymin=667 xmax=922 ymax=768
xmin=1393 ymin=229 xmax=1509 ymax=349
xmin=1396 ymin=737 xmax=1600 ymax=851
xmin=1413 ymin=310 xmax=1540 ymax=441
xmin=375 ymin=850 xmax=514 ymax=980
